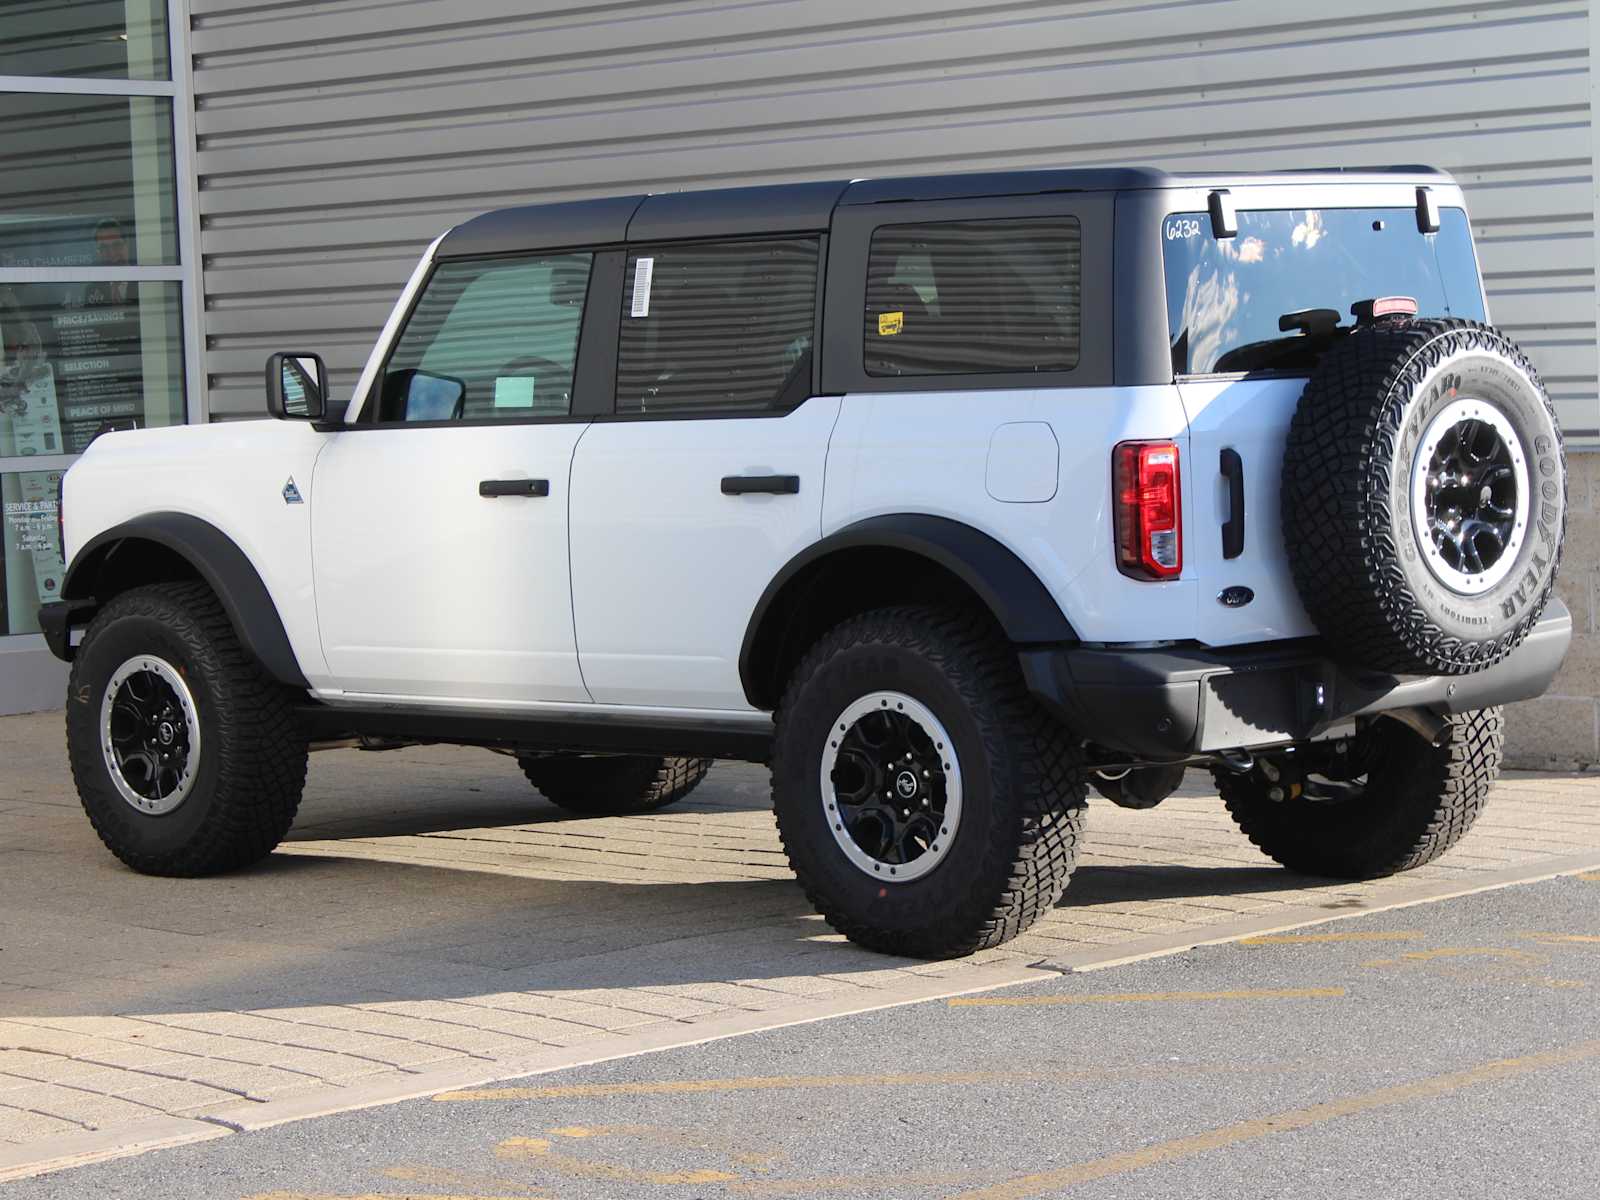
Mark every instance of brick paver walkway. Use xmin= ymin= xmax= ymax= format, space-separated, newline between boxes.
xmin=3 ymin=710 xmax=1597 ymax=1152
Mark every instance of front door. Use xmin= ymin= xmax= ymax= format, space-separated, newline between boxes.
xmin=568 ymin=235 xmax=832 ymax=710
xmin=311 ymin=249 xmax=598 ymax=704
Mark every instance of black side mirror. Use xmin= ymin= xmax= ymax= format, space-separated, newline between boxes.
xmin=265 ymin=352 xmax=329 ymax=420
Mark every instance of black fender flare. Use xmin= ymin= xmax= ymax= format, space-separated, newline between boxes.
xmin=738 ymin=514 xmax=1077 ymax=708
xmin=58 ymin=512 xmax=310 ymax=689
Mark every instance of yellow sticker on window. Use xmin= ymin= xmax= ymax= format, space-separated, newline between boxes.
xmin=878 ymin=311 xmax=904 ymax=336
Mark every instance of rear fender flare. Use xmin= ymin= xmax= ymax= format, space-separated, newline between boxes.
xmin=739 ymin=514 xmax=1076 ymax=709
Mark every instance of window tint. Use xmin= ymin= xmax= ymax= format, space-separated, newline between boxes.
xmin=377 ymin=253 xmax=591 ymax=422
xmin=1161 ymin=207 xmax=1486 ymax=375
xmin=617 ymin=238 xmax=818 ymax=414
xmin=863 ymin=217 xmax=1081 ymax=377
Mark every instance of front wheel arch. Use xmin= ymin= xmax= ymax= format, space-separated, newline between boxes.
xmin=59 ymin=513 xmax=308 ymax=689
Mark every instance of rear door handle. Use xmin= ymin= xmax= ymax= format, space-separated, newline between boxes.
xmin=1219 ymin=448 xmax=1245 ymax=559
xmin=479 ymin=478 xmax=550 ymax=498
xmin=721 ymin=474 xmax=800 ymax=496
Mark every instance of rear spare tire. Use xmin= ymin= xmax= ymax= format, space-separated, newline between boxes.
xmin=1284 ymin=318 xmax=1565 ymax=675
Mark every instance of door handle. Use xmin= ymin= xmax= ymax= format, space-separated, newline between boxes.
xmin=479 ymin=478 xmax=550 ymax=498
xmin=721 ymin=474 xmax=800 ymax=496
xmin=1220 ymin=448 xmax=1245 ymax=559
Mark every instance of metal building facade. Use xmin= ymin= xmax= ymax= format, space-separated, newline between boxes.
xmin=183 ymin=0 xmax=1600 ymax=764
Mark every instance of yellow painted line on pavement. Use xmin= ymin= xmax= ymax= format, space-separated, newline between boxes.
xmin=1240 ymin=930 xmax=1421 ymax=945
xmin=433 ymin=1061 xmax=1298 ymax=1104
xmin=1521 ymin=931 xmax=1600 ymax=944
xmin=1577 ymin=871 xmax=1600 ymax=881
xmin=496 ymin=1132 xmax=738 ymax=1185
xmin=952 ymin=1038 xmax=1600 ymax=1200
xmin=949 ymin=987 xmax=1345 ymax=1007
xmin=1361 ymin=946 xmax=1542 ymax=968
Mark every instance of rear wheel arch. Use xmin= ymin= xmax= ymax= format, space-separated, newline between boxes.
xmin=62 ymin=513 xmax=309 ymax=690
xmin=739 ymin=515 xmax=1076 ymax=711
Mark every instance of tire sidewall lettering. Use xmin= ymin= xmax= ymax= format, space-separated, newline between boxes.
xmin=1387 ymin=338 xmax=1563 ymax=639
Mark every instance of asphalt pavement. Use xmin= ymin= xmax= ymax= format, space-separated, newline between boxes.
xmin=9 ymin=872 xmax=1599 ymax=1199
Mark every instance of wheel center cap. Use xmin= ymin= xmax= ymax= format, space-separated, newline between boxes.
xmin=157 ymin=722 xmax=176 ymax=746
xmin=894 ymin=770 xmax=918 ymax=800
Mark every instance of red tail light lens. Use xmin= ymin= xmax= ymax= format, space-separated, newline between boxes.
xmin=1113 ymin=440 xmax=1182 ymax=580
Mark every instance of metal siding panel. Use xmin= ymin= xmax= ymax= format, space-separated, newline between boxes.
xmin=192 ymin=0 xmax=1600 ymax=444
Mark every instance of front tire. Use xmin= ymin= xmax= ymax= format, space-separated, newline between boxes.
xmin=773 ymin=606 xmax=1086 ymax=959
xmin=66 ymin=582 xmax=308 ymax=876
xmin=517 ymin=754 xmax=712 ymax=815
xmin=1213 ymin=708 xmax=1504 ymax=878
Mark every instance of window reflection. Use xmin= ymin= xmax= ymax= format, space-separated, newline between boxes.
xmin=0 ymin=94 xmax=179 ymax=268
xmin=0 ymin=0 xmax=170 ymax=81
xmin=0 ymin=283 xmax=185 ymax=456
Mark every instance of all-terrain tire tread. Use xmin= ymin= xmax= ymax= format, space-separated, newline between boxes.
xmin=773 ymin=605 xmax=1086 ymax=958
xmin=518 ymin=755 xmax=713 ymax=814
xmin=1212 ymin=707 xmax=1503 ymax=878
xmin=1283 ymin=318 xmax=1564 ymax=675
xmin=67 ymin=581 xmax=308 ymax=877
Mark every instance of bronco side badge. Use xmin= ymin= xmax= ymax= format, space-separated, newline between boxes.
xmin=282 ymin=477 xmax=303 ymax=505
xmin=1218 ymin=585 xmax=1254 ymax=608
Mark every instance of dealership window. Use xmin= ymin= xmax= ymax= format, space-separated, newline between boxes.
xmin=0 ymin=0 xmax=197 ymax=699
xmin=863 ymin=217 xmax=1082 ymax=377
xmin=616 ymin=238 xmax=819 ymax=414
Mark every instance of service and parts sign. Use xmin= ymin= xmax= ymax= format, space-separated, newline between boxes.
xmin=1 ymin=470 xmax=65 ymax=636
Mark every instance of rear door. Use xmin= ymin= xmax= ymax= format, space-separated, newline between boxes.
xmin=568 ymin=234 xmax=834 ymax=709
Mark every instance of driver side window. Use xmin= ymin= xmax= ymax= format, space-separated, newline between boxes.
xmin=375 ymin=252 xmax=592 ymax=423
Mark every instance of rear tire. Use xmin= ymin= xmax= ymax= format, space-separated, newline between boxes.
xmin=1213 ymin=708 xmax=1503 ymax=878
xmin=65 ymin=582 xmax=308 ymax=877
xmin=517 ymin=754 xmax=712 ymax=815
xmin=772 ymin=606 xmax=1086 ymax=959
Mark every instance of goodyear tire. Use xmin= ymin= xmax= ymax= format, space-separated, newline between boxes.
xmin=772 ymin=606 xmax=1086 ymax=959
xmin=1284 ymin=318 xmax=1565 ymax=675
xmin=517 ymin=754 xmax=711 ymax=814
xmin=65 ymin=582 xmax=308 ymax=876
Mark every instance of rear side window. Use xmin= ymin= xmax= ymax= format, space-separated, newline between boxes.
xmin=863 ymin=217 xmax=1082 ymax=377
xmin=377 ymin=253 xmax=592 ymax=422
xmin=616 ymin=237 xmax=818 ymax=414
xmin=1162 ymin=207 xmax=1486 ymax=375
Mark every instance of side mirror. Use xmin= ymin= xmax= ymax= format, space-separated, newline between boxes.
xmin=265 ymin=352 xmax=329 ymax=420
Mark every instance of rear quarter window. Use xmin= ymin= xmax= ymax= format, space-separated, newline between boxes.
xmin=1162 ymin=207 xmax=1485 ymax=375
xmin=863 ymin=217 xmax=1081 ymax=377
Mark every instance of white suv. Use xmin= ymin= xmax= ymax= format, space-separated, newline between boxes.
xmin=43 ymin=167 xmax=1572 ymax=958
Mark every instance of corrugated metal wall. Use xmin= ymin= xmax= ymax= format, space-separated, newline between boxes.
xmin=189 ymin=0 xmax=1599 ymax=444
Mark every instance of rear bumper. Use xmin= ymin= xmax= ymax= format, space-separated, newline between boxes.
xmin=1020 ymin=600 xmax=1573 ymax=759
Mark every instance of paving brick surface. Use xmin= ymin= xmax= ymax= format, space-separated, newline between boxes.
xmin=2 ymin=709 xmax=1598 ymax=1154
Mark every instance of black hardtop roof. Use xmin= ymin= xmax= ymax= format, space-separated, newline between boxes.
xmin=435 ymin=165 xmax=1451 ymax=258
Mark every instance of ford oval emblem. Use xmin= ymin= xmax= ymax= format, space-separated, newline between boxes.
xmin=1218 ymin=585 xmax=1255 ymax=608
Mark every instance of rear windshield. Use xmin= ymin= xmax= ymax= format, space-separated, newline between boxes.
xmin=1162 ymin=207 xmax=1485 ymax=375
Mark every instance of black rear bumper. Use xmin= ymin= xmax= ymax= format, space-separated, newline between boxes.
xmin=1020 ymin=600 xmax=1573 ymax=759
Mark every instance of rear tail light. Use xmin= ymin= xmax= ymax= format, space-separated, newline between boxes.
xmin=1113 ymin=440 xmax=1182 ymax=580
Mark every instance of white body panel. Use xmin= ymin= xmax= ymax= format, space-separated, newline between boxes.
xmin=310 ymin=423 xmax=590 ymax=701
xmin=1178 ymin=377 xmax=1317 ymax=646
xmin=62 ymin=420 xmax=331 ymax=680
xmin=568 ymin=397 xmax=840 ymax=709
xmin=823 ymin=388 xmax=1198 ymax=646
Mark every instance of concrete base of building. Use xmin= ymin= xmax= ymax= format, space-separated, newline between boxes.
xmin=0 ymin=637 xmax=67 ymax=717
